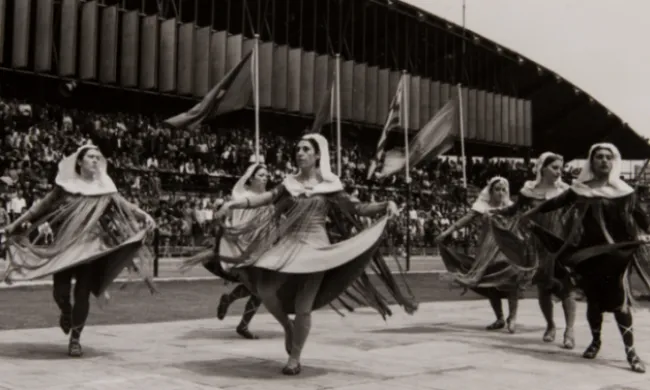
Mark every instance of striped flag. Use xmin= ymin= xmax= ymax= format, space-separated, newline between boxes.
xmin=164 ymin=52 xmax=253 ymax=129
xmin=366 ymin=78 xmax=405 ymax=180
xmin=378 ymin=100 xmax=457 ymax=178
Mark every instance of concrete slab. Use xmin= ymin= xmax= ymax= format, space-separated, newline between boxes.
xmin=0 ymin=300 xmax=647 ymax=390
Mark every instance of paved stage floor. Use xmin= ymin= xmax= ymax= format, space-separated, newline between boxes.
xmin=0 ymin=300 xmax=647 ymax=390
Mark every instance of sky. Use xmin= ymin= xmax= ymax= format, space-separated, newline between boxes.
xmin=404 ymin=0 xmax=650 ymax=140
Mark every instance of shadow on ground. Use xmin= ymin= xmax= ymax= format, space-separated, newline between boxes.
xmin=0 ymin=342 xmax=111 ymax=360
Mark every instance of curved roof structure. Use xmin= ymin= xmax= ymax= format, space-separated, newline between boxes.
xmin=4 ymin=0 xmax=649 ymax=160
xmin=395 ymin=0 xmax=650 ymax=159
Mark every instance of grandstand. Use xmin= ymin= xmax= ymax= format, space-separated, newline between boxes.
xmin=1 ymin=0 xmax=647 ymax=159
xmin=0 ymin=0 xmax=647 ymax=258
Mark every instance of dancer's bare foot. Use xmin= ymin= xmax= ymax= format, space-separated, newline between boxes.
xmin=236 ymin=326 xmax=259 ymax=340
xmin=563 ymin=328 xmax=575 ymax=350
xmin=282 ymin=357 xmax=301 ymax=375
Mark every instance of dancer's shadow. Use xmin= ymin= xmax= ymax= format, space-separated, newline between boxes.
xmin=178 ymin=357 xmax=329 ymax=379
xmin=179 ymin=328 xmax=283 ymax=341
xmin=486 ymin=341 xmax=629 ymax=372
xmin=370 ymin=323 xmax=454 ymax=335
xmin=445 ymin=322 xmax=546 ymax=335
xmin=0 ymin=342 xmax=110 ymax=360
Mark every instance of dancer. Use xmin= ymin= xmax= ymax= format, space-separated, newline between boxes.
xmin=202 ymin=163 xmax=269 ymax=339
xmin=494 ymin=152 xmax=576 ymax=349
xmin=524 ymin=143 xmax=650 ymax=373
xmin=184 ymin=133 xmax=417 ymax=375
xmin=436 ymin=176 xmax=535 ymax=333
xmin=2 ymin=144 xmax=156 ymax=357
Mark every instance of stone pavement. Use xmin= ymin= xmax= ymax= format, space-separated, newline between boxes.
xmin=0 ymin=300 xmax=648 ymax=390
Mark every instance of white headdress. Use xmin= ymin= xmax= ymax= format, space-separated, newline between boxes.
xmin=520 ymin=151 xmax=569 ymax=199
xmin=232 ymin=163 xmax=265 ymax=199
xmin=283 ymin=133 xmax=343 ymax=196
xmin=572 ymin=143 xmax=633 ymax=198
xmin=301 ymin=133 xmax=338 ymax=182
xmin=471 ymin=176 xmax=513 ymax=214
xmin=55 ymin=144 xmax=118 ymax=196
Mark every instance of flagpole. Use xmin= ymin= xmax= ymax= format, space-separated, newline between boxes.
xmin=254 ymin=34 xmax=261 ymax=162
xmin=336 ymin=54 xmax=342 ymax=176
xmin=457 ymin=84 xmax=468 ymax=189
xmin=402 ymin=70 xmax=411 ymax=272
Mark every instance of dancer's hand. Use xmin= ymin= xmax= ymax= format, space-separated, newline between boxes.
xmin=640 ymin=234 xmax=650 ymax=243
xmin=214 ymin=202 xmax=233 ymax=220
xmin=144 ymin=214 xmax=156 ymax=230
xmin=2 ymin=223 xmax=16 ymax=236
xmin=386 ymin=201 xmax=399 ymax=218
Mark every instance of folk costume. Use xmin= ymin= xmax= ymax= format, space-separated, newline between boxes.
xmin=439 ymin=176 xmax=536 ymax=333
xmin=182 ymin=133 xmax=417 ymax=375
xmin=527 ymin=143 xmax=650 ymax=373
xmin=493 ymin=152 xmax=576 ymax=349
xmin=199 ymin=163 xmax=270 ymax=339
xmin=2 ymin=145 xmax=156 ymax=357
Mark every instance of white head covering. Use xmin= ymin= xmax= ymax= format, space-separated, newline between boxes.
xmin=520 ymin=151 xmax=569 ymax=199
xmin=572 ymin=142 xmax=633 ymax=198
xmin=471 ymin=176 xmax=513 ymax=214
xmin=55 ymin=144 xmax=118 ymax=196
xmin=300 ymin=133 xmax=337 ymax=182
xmin=232 ymin=163 xmax=265 ymax=199
xmin=283 ymin=133 xmax=343 ymax=197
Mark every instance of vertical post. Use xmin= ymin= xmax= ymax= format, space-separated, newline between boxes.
xmin=153 ymin=228 xmax=160 ymax=277
xmin=336 ymin=54 xmax=342 ymax=176
xmin=254 ymin=34 xmax=261 ymax=162
xmin=402 ymin=71 xmax=411 ymax=272
xmin=457 ymin=84 xmax=468 ymax=188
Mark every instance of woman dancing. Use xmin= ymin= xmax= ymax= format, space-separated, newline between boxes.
xmin=2 ymin=144 xmax=156 ymax=357
xmin=524 ymin=143 xmax=650 ymax=373
xmin=436 ymin=176 xmax=535 ymax=333
xmin=186 ymin=133 xmax=417 ymax=375
xmin=494 ymin=152 xmax=576 ymax=349
xmin=202 ymin=163 xmax=269 ymax=339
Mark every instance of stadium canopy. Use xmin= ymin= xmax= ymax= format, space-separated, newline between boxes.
xmin=395 ymin=0 xmax=650 ymax=160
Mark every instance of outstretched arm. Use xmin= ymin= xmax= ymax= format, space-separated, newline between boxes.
xmin=496 ymin=196 xmax=525 ymax=217
xmin=230 ymin=185 xmax=285 ymax=209
xmin=353 ymin=201 xmax=390 ymax=217
xmin=6 ymin=187 xmax=62 ymax=231
xmin=527 ymin=190 xmax=576 ymax=215
xmin=437 ymin=211 xmax=478 ymax=240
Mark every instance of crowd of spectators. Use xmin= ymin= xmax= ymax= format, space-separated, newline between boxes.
xmin=0 ymin=95 xmax=598 ymax=256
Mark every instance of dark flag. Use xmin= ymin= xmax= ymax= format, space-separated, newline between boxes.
xmin=164 ymin=51 xmax=253 ymax=129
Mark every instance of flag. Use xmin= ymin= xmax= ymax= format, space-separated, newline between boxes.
xmin=164 ymin=51 xmax=253 ymax=129
xmin=311 ymin=81 xmax=335 ymax=133
xmin=378 ymin=100 xmax=457 ymax=178
xmin=366 ymin=78 xmax=405 ymax=180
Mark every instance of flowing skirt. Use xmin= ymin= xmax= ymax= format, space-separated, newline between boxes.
xmin=225 ymin=217 xmax=391 ymax=314
xmin=530 ymin=222 xmax=642 ymax=312
xmin=4 ymin=229 xmax=149 ymax=296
